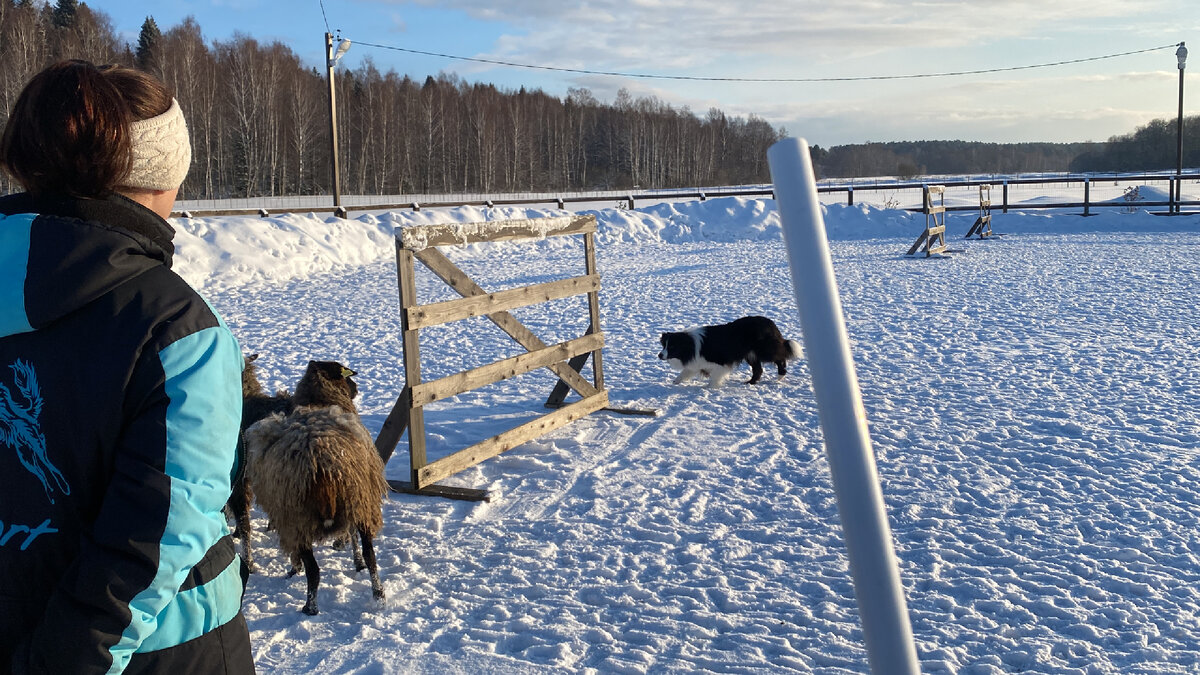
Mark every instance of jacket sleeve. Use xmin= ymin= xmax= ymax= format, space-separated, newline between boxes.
xmin=17 ymin=323 xmax=243 ymax=675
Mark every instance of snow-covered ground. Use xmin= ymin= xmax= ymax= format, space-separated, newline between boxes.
xmin=176 ymin=187 xmax=1200 ymax=673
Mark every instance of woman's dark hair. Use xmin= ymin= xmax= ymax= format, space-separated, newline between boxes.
xmin=0 ymin=60 xmax=173 ymax=198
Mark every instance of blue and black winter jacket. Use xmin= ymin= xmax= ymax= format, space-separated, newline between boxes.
xmin=0 ymin=192 xmax=254 ymax=674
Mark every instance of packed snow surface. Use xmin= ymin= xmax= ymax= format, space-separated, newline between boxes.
xmin=176 ymin=191 xmax=1200 ymax=673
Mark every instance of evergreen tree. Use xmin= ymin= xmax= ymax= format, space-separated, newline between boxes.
xmin=51 ymin=0 xmax=76 ymax=28
xmin=135 ymin=16 xmax=161 ymax=73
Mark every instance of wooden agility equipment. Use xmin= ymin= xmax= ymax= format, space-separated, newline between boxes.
xmin=373 ymin=215 xmax=614 ymax=501
xmin=964 ymin=184 xmax=995 ymax=239
xmin=905 ymin=185 xmax=948 ymax=257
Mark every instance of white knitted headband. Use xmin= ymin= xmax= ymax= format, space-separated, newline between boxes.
xmin=124 ymin=98 xmax=191 ymax=191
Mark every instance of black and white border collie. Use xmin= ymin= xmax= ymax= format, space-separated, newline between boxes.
xmin=658 ymin=316 xmax=802 ymax=388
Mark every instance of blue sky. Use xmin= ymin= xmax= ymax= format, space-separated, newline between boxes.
xmin=94 ymin=0 xmax=1196 ymax=147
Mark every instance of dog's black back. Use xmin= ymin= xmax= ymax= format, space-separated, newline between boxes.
xmin=660 ymin=316 xmax=800 ymax=385
xmin=696 ymin=316 xmax=790 ymax=367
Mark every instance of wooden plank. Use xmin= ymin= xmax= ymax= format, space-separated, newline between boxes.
xmin=399 ymin=214 xmax=596 ymax=250
xmin=905 ymin=231 xmax=929 ymax=256
xmin=387 ymin=480 xmax=490 ymax=502
xmin=414 ymin=248 xmax=598 ymax=399
xmin=396 ymin=244 xmax=428 ymax=479
xmin=406 ymin=274 xmax=600 ymax=330
xmin=411 ymin=333 xmax=604 ymax=406
xmin=545 ymin=349 xmax=589 ymax=408
xmin=584 ymin=231 xmax=605 ymax=391
xmin=925 ymin=206 xmax=946 ymax=214
xmin=601 ymin=406 xmax=659 ymax=417
xmin=928 ymin=225 xmax=946 ymax=236
xmin=416 ymin=392 xmax=609 ymax=488
xmin=374 ymin=386 xmax=411 ymax=464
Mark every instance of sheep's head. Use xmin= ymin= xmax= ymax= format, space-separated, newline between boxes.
xmin=292 ymin=360 xmax=359 ymax=412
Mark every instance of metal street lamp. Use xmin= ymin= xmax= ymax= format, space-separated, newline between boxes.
xmin=326 ymin=32 xmax=352 ymax=216
xmin=1176 ymin=42 xmax=1186 ymax=213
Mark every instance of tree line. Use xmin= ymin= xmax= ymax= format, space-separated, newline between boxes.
xmin=1067 ymin=115 xmax=1199 ymax=173
xmin=812 ymin=140 xmax=1098 ymax=179
xmin=813 ymin=123 xmax=1199 ymax=179
xmin=0 ymin=0 xmax=785 ymax=198
xmin=0 ymin=0 xmax=1193 ymax=199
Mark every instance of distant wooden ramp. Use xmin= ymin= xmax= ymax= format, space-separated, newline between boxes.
xmin=965 ymin=184 xmax=996 ymax=239
xmin=906 ymin=185 xmax=949 ymax=257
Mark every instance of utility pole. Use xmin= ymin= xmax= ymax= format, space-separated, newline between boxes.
xmin=1176 ymin=43 xmax=1187 ymax=213
xmin=326 ymin=32 xmax=351 ymax=216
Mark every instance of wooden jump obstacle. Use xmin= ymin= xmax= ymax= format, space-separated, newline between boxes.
xmin=906 ymin=185 xmax=948 ymax=257
xmin=373 ymin=215 xmax=613 ymax=501
xmin=964 ymin=184 xmax=994 ymax=239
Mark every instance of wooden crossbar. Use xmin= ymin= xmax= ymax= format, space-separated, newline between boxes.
xmin=415 ymin=392 xmax=609 ymax=487
xmin=411 ymin=333 xmax=604 ymax=406
xmin=405 ymin=274 xmax=600 ymax=330
xmin=399 ymin=214 xmax=595 ymax=249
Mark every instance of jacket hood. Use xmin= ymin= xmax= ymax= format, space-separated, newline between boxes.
xmin=0 ymin=192 xmax=177 ymax=339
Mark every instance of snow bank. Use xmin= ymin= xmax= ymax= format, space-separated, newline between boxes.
xmin=171 ymin=196 xmax=1199 ymax=292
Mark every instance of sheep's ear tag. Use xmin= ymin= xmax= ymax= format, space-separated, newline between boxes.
xmin=342 ymin=367 xmax=356 ymax=378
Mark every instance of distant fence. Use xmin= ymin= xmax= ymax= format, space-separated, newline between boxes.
xmin=171 ymin=171 xmax=1200 ymax=219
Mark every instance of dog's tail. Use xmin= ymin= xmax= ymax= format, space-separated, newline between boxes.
xmin=786 ymin=339 xmax=803 ymax=359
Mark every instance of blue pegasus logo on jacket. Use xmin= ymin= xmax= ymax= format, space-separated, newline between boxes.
xmin=0 ymin=359 xmax=69 ymax=504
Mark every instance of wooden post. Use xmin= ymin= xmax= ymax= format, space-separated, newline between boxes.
xmin=396 ymin=243 xmax=427 ymax=485
xmin=1002 ymin=180 xmax=1009 ymax=214
xmin=847 ymin=186 xmax=854 ymax=206
xmin=584 ymin=231 xmax=604 ymax=391
xmin=1083 ymin=178 xmax=1091 ymax=217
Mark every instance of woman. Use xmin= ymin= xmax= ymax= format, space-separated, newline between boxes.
xmin=0 ymin=61 xmax=254 ymax=674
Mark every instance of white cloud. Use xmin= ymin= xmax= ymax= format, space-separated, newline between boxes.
xmin=357 ymin=0 xmax=1191 ymax=143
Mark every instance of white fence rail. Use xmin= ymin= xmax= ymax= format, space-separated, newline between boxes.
xmin=172 ymin=171 xmax=1200 ymax=218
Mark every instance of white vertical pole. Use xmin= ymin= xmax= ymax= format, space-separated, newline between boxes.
xmin=767 ymin=137 xmax=920 ymax=674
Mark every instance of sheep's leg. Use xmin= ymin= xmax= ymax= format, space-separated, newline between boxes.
xmin=286 ymin=552 xmax=302 ymax=578
xmin=298 ymin=546 xmax=321 ymax=615
xmin=359 ymin=527 xmax=384 ymax=600
xmin=234 ymin=483 xmax=255 ymax=573
xmin=229 ymin=434 xmax=256 ymax=572
xmin=351 ymin=533 xmax=366 ymax=571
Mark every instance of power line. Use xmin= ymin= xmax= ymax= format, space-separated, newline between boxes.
xmin=319 ymin=0 xmax=331 ymax=34
xmin=348 ymin=40 xmax=1180 ymax=83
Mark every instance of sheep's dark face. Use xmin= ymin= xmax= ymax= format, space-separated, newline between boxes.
xmin=299 ymin=360 xmax=359 ymax=405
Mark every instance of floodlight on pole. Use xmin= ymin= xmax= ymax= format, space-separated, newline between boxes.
xmin=331 ymin=37 xmax=352 ymax=68
xmin=326 ymin=32 xmax=351 ymax=215
xmin=1176 ymin=42 xmax=1187 ymax=213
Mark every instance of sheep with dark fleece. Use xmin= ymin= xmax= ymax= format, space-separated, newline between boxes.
xmin=244 ymin=360 xmax=387 ymax=615
xmin=228 ymin=353 xmax=292 ymax=572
